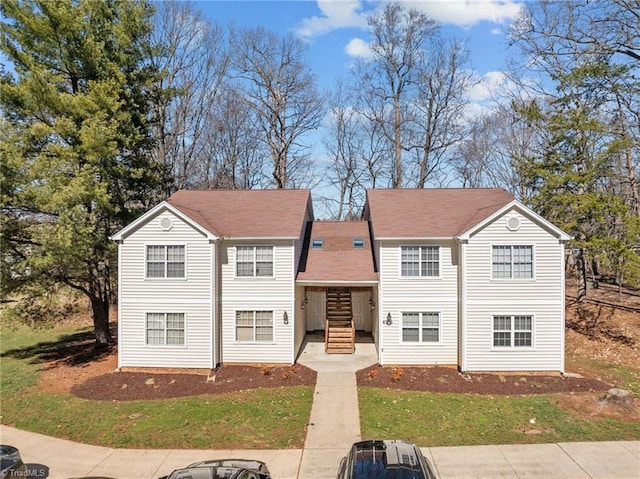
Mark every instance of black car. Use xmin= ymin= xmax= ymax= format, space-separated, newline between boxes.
xmin=337 ymin=440 xmax=437 ymax=479
xmin=0 ymin=445 xmax=28 ymax=479
xmin=159 ymin=459 xmax=271 ymax=479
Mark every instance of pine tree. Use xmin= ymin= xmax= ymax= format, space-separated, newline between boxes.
xmin=0 ymin=0 xmax=162 ymax=346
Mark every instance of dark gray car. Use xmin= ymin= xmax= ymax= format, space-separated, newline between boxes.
xmin=337 ymin=440 xmax=437 ymax=479
xmin=0 ymin=445 xmax=27 ymax=479
xmin=159 ymin=459 xmax=270 ymax=479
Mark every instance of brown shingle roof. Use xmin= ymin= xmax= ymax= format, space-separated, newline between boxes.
xmin=297 ymin=221 xmax=378 ymax=282
xmin=366 ymin=188 xmax=514 ymax=238
xmin=167 ymin=189 xmax=312 ymax=238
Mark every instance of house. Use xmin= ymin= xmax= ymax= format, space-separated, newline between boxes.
xmin=112 ymin=188 xmax=571 ymax=372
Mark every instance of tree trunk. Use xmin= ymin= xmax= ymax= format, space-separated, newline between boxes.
xmin=576 ymin=248 xmax=588 ymax=302
xmin=393 ymin=96 xmax=402 ymax=188
xmin=91 ymin=295 xmax=113 ymax=348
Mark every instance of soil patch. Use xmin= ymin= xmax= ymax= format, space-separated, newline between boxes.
xmin=71 ymin=364 xmax=317 ymax=401
xmin=356 ymin=366 xmax=611 ymax=395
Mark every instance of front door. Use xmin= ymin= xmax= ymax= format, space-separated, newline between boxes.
xmin=351 ymin=291 xmax=371 ymax=332
xmin=306 ymin=290 xmax=326 ymax=331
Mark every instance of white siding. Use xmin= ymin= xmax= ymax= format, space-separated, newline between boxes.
xmin=118 ymin=210 xmax=214 ymax=369
xmin=463 ymin=209 xmax=564 ymax=371
xmin=219 ymin=240 xmax=295 ymax=364
xmin=378 ymin=240 xmax=459 ymax=365
xmin=294 ymin=285 xmax=306 ymax=359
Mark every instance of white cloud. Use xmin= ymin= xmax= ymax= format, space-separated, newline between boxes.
xmin=345 ymin=37 xmax=374 ymax=59
xmin=403 ymin=0 xmax=524 ymax=28
xmin=296 ymin=0 xmax=368 ymax=38
xmin=467 ymin=70 xmax=510 ymax=102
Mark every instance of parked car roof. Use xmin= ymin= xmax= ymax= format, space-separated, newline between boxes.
xmin=160 ymin=458 xmax=270 ymax=479
xmin=338 ymin=440 xmax=437 ymax=479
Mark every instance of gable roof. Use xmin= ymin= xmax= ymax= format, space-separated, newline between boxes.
xmin=112 ymin=189 xmax=312 ymax=241
xmin=167 ymin=189 xmax=312 ymax=239
xmin=458 ymin=199 xmax=572 ymax=241
xmin=366 ymin=188 xmax=515 ymax=239
xmin=297 ymin=221 xmax=378 ymax=283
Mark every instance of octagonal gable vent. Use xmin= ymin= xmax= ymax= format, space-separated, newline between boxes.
xmin=159 ymin=217 xmax=173 ymax=231
xmin=506 ymin=216 xmax=521 ymax=232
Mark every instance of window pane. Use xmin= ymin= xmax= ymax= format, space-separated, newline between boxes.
xmin=147 ymin=262 xmax=165 ymax=278
xmin=146 ymin=313 xmax=165 ymax=345
xmin=493 ymin=332 xmax=511 ymax=347
xmin=236 ymin=311 xmax=254 ymax=341
xmin=256 ymin=261 xmax=273 ymax=277
xmin=236 ymin=326 xmax=254 ymax=341
xmin=147 ymin=246 xmax=165 ymax=262
xmin=401 ymin=247 xmax=420 ymax=276
xmin=514 ymin=315 xmax=532 ymax=331
xmin=422 ymin=247 xmax=439 ymax=261
xmin=423 ymin=313 xmax=439 ymax=328
xmin=255 ymin=311 xmax=273 ymax=341
xmin=514 ymin=332 xmax=532 ymax=347
xmin=237 ymin=247 xmax=254 ymax=262
xmin=236 ymin=262 xmax=254 ymax=276
xmin=422 ymin=261 xmax=439 ymax=277
xmin=513 ymin=245 xmax=532 ymax=262
xmin=402 ymin=313 xmax=420 ymax=342
xmin=167 ymin=262 xmax=185 ymax=278
xmin=166 ymin=245 xmax=184 ymax=262
xmin=492 ymin=246 xmax=512 ymax=278
xmin=493 ymin=316 xmax=511 ymax=331
xmin=255 ymin=246 xmax=273 ymax=261
xmin=167 ymin=329 xmax=184 ymax=345
xmin=422 ymin=328 xmax=439 ymax=342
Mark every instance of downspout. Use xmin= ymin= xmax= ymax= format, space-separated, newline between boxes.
xmin=210 ymin=239 xmax=217 ymax=370
xmin=560 ymin=240 xmax=566 ymax=374
xmin=116 ymin=239 xmax=122 ymax=371
xmin=457 ymin=237 xmax=468 ymax=372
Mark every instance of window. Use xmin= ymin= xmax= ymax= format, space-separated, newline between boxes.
xmin=402 ymin=312 xmax=440 ymax=342
xmin=312 ymin=238 xmax=324 ymax=248
xmin=401 ymin=246 xmax=439 ymax=277
xmin=353 ymin=238 xmax=365 ymax=248
xmin=236 ymin=246 xmax=274 ymax=277
xmin=146 ymin=245 xmax=185 ymax=278
xmin=146 ymin=312 xmax=185 ymax=345
xmin=493 ymin=315 xmax=532 ymax=348
xmin=236 ymin=311 xmax=273 ymax=341
xmin=492 ymin=245 xmax=533 ymax=279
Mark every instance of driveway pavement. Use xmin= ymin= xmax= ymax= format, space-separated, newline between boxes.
xmin=1 ymin=338 xmax=639 ymax=478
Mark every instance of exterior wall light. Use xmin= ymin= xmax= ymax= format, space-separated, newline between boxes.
xmin=384 ymin=312 xmax=392 ymax=326
xmin=301 ymin=296 xmax=308 ymax=309
xmin=283 ymin=311 xmax=289 ymax=325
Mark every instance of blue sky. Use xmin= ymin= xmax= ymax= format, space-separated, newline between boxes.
xmin=195 ymin=0 xmax=526 ymax=110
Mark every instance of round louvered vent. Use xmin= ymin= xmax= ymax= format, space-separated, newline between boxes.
xmin=160 ymin=217 xmax=173 ymax=231
xmin=506 ymin=216 xmax=520 ymax=231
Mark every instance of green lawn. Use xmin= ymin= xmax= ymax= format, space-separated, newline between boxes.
xmin=0 ymin=322 xmax=314 ymax=449
xmin=359 ymin=387 xmax=640 ymax=447
xmin=3 ymin=321 xmax=639 ymax=450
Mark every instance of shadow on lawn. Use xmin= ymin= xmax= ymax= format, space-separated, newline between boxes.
xmin=1 ymin=327 xmax=115 ymax=367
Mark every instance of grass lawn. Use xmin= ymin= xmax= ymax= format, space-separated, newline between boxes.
xmin=0 ymin=322 xmax=314 ymax=449
xmin=359 ymin=387 xmax=640 ymax=447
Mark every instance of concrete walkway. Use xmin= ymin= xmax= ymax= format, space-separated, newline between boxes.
xmin=295 ymin=334 xmax=378 ymax=478
xmin=1 ymin=337 xmax=639 ymax=478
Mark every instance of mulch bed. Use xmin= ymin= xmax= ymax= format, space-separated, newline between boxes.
xmin=356 ymin=365 xmax=612 ymax=395
xmin=70 ymin=361 xmax=613 ymax=401
xmin=71 ymin=364 xmax=317 ymax=401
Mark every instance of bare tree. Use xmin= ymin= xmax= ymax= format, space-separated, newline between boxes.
xmin=195 ymin=85 xmax=269 ymax=190
xmin=355 ymin=2 xmax=438 ymax=188
xmin=323 ymin=81 xmax=367 ymax=220
xmin=148 ymin=1 xmax=231 ymax=196
xmin=231 ymin=27 xmax=324 ymax=189
xmin=410 ymin=36 xmax=475 ymax=187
